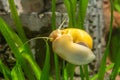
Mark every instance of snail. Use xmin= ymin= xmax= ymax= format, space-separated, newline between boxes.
xmin=49 ymin=28 xmax=95 ymax=65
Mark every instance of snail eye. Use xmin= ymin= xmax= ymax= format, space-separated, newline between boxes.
xmin=77 ymin=42 xmax=88 ymax=48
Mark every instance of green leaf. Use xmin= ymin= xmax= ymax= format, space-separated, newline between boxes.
xmin=0 ymin=18 xmax=41 ymax=80
xmin=63 ymin=0 xmax=71 ymax=27
xmin=0 ymin=60 xmax=11 ymax=80
xmin=8 ymin=0 xmax=34 ymax=60
xmin=8 ymin=0 xmax=27 ymax=42
xmin=91 ymin=63 xmax=114 ymax=80
xmin=114 ymin=0 xmax=120 ymax=12
xmin=109 ymin=28 xmax=120 ymax=79
xmin=84 ymin=64 xmax=89 ymax=80
xmin=11 ymin=63 xmax=25 ymax=80
xmin=0 ymin=18 xmax=34 ymax=80
xmin=77 ymin=0 xmax=89 ymax=29
xmin=66 ymin=63 xmax=75 ymax=80
xmin=0 ymin=18 xmax=22 ymax=62
xmin=80 ymin=65 xmax=84 ymax=80
xmin=63 ymin=0 xmax=77 ymax=27
xmin=98 ymin=0 xmax=113 ymax=79
xmin=40 ymin=40 xmax=50 ymax=80
xmin=52 ymin=0 xmax=60 ymax=80
xmin=52 ymin=0 xmax=56 ymax=30
xmin=21 ymin=52 xmax=41 ymax=80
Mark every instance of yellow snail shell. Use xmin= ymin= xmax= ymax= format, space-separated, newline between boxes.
xmin=49 ymin=28 xmax=95 ymax=65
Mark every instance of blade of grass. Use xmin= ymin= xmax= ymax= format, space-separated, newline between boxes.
xmin=109 ymin=28 xmax=120 ymax=79
xmin=23 ymin=37 xmax=54 ymax=80
xmin=0 ymin=18 xmax=35 ymax=80
xmin=11 ymin=63 xmax=25 ymax=80
xmin=114 ymin=0 xmax=120 ymax=12
xmin=8 ymin=0 xmax=34 ymax=59
xmin=40 ymin=40 xmax=50 ymax=80
xmin=69 ymin=0 xmax=77 ymax=28
xmin=0 ymin=18 xmax=42 ymax=80
xmin=63 ymin=0 xmax=77 ymax=27
xmin=83 ymin=64 xmax=89 ymax=80
xmin=52 ymin=0 xmax=56 ymax=30
xmin=62 ymin=61 xmax=68 ymax=80
xmin=54 ymin=53 xmax=60 ymax=80
xmin=22 ymin=51 xmax=41 ymax=80
xmin=66 ymin=63 xmax=75 ymax=80
xmin=63 ymin=1 xmax=89 ymax=80
xmin=0 ymin=60 xmax=11 ymax=80
xmin=80 ymin=66 xmax=84 ymax=80
xmin=0 ymin=18 xmax=24 ymax=64
xmin=91 ymin=63 xmax=114 ymax=80
xmin=52 ymin=0 xmax=60 ymax=79
xmin=77 ymin=1 xmax=89 ymax=80
xmin=8 ymin=0 xmax=27 ymax=42
xmin=97 ymin=0 xmax=113 ymax=79
xmin=8 ymin=28 xmax=41 ymax=80
xmin=63 ymin=0 xmax=72 ymax=27
xmin=77 ymin=0 xmax=89 ymax=29
xmin=1 ymin=0 xmax=43 ymax=76
xmin=110 ymin=53 xmax=120 ymax=79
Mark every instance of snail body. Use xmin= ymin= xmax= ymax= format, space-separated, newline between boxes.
xmin=49 ymin=28 xmax=95 ymax=65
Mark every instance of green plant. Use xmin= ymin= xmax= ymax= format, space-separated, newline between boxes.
xmin=0 ymin=0 xmax=120 ymax=80
xmin=52 ymin=0 xmax=60 ymax=80
xmin=0 ymin=0 xmax=92 ymax=80
xmin=0 ymin=18 xmax=41 ymax=80
xmin=114 ymin=0 xmax=120 ymax=12
xmin=63 ymin=0 xmax=89 ymax=80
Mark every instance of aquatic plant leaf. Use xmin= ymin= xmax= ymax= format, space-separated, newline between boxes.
xmin=11 ymin=64 xmax=25 ymax=80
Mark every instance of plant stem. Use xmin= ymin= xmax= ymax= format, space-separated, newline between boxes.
xmin=80 ymin=65 xmax=84 ymax=80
